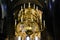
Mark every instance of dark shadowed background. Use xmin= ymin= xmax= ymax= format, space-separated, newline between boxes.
xmin=0 ymin=0 xmax=60 ymax=40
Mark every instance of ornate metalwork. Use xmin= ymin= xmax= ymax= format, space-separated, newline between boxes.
xmin=14 ymin=2 xmax=45 ymax=40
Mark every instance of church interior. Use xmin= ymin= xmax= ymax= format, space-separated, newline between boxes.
xmin=0 ymin=0 xmax=60 ymax=40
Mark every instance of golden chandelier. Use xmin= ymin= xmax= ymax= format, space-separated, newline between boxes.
xmin=14 ymin=2 xmax=45 ymax=40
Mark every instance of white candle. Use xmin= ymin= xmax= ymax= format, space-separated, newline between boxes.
xmin=21 ymin=6 xmax=23 ymax=11
xmin=36 ymin=6 xmax=38 ymax=11
xmin=26 ymin=36 xmax=30 ymax=40
xmin=18 ymin=36 xmax=21 ymax=40
xmin=34 ymin=4 xmax=35 ymax=9
xmin=24 ymin=3 xmax=25 ymax=9
xmin=35 ymin=36 xmax=39 ymax=40
xmin=44 ymin=20 xmax=45 ymax=28
xmin=28 ymin=2 xmax=30 ymax=8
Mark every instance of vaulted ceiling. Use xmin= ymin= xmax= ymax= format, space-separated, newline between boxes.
xmin=5 ymin=0 xmax=48 ymax=11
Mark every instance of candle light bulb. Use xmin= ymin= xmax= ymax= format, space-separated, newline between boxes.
xmin=28 ymin=2 xmax=30 ymax=8
xmin=35 ymin=36 xmax=39 ymax=40
xmin=26 ymin=36 xmax=30 ymax=40
xmin=34 ymin=4 xmax=35 ymax=9
xmin=21 ymin=6 xmax=23 ymax=11
xmin=36 ymin=6 xmax=38 ymax=11
xmin=24 ymin=3 xmax=25 ymax=9
xmin=43 ymin=20 xmax=45 ymax=28
xmin=18 ymin=36 xmax=21 ymax=40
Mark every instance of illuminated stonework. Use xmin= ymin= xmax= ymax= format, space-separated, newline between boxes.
xmin=14 ymin=2 xmax=45 ymax=40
